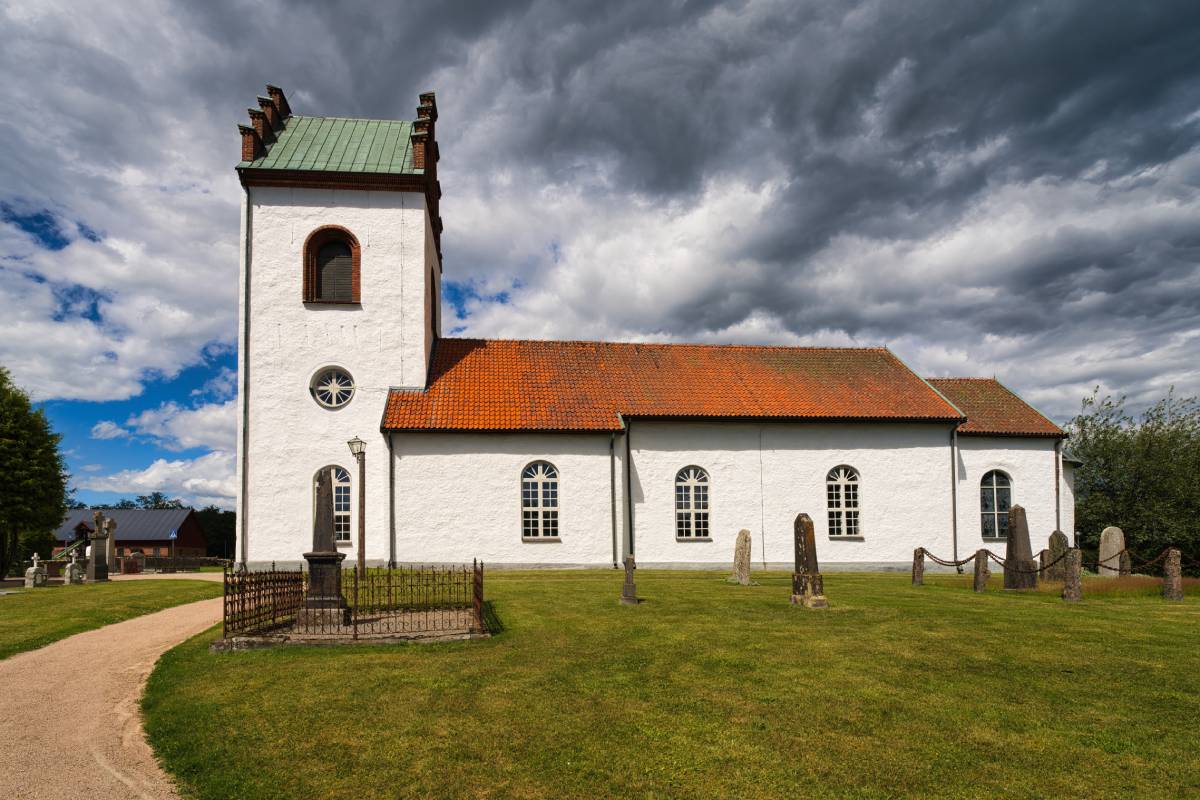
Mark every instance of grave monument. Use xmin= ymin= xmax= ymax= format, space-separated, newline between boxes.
xmin=86 ymin=511 xmax=109 ymax=582
xmin=1098 ymin=526 xmax=1125 ymax=577
xmin=297 ymin=467 xmax=350 ymax=627
xmin=790 ymin=513 xmax=828 ymax=608
xmin=1044 ymin=530 xmax=1069 ymax=581
xmin=732 ymin=529 xmax=752 ymax=586
xmin=1002 ymin=505 xmax=1038 ymax=590
xmin=620 ymin=555 xmax=639 ymax=605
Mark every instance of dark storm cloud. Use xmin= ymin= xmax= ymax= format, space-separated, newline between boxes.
xmin=1 ymin=0 xmax=1198 ymax=423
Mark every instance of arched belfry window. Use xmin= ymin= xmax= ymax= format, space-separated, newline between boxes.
xmin=303 ymin=226 xmax=361 ymax=304
xmin=313 ymin=466 xmax=352 ymax=544
xmin=826 ymin=466 xmax=860 ymax=537
xmin=675 ymin=466 xmax=710 ymax=538
xmin=521 ymin=461 xmax=559 ymax=539
xmin=980 ymin=470 xmax=1011 ymax=539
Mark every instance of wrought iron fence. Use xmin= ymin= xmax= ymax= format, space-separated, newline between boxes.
xmin=223 ymin=566 xmax=305 ymax=636
xmin=223 ymin=561 xmax=485 ymax=639
xmin=144 ymin=556 xmax=231 ymax=572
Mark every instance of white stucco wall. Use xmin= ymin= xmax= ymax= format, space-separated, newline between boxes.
xmin=955 ymin=436 xmax=1063 ymax=557
xmin=392 ymin=433 xmax=622 ymax=566
xmin=1062 ymin=462 xmax=1076 ymax=543
xmin=239 ymin=186 xmax=437 ymax=565
xmin=628 ymin=422 xmax=956 ymax=567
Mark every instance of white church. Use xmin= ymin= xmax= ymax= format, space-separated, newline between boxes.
xmin=235 ymin=87 xmax=1075 ymax=570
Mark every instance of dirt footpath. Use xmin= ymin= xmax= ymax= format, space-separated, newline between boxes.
xmin=0 ymin=577 xmax=223 ymax=799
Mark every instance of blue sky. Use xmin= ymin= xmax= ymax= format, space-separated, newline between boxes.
xmin=3 ymin=1 xmax=1198 ymax=512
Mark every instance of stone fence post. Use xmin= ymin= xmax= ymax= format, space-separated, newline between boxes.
xmin=1062 ymin=549 xmax=1082 ymax=602
xmin=911 ymin=548 xmax=924 ymax=587
xmin=1118 ymin=551 xmax=1132 ymax=578
xmin=1163 ymin=548 xmax=1183 ymax=601
xmin=972 ymin=550 xmax=989 ymax=593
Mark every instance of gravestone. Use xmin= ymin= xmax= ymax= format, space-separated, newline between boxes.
xmin=64 ymin=554 xmax=84 ymax=585
xmin=1061 ymin=549 xmax=1082 ymax=602
xmin=1098 ymin=526 xmax=1124 ymax=577
xmin=620 ymin=555 xmax=639 ymax=605
xmin=104 ymin=518 xmax=117 ymax=570
xmin=24 ymin=554 xmax=47 ymax=588
xmin=790 ymin=513 xmax=828 ymax=608
xmin=911 ymin=548 xmax=925 ymax=586
xmin=86 ymin=511 xmax=109 ymax=582
xmin=1163 ymin=548 xmax=1183 ymax=601
xmin=973 ymin=549 xmax=989 ymax=592
xmin=732 ymin=529 xmax=752 ymax=586
xmin=1045 ymin=531 xmax=1069 ymax=581
xmin=1002 ymin=505 xmax=1038 ymax=590
xmin=297 ymin=467 xmax=350 ymax=628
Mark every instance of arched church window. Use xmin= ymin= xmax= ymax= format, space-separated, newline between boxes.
xmin=303 ymin=226 xmax=361 ymax=303
xmin=521 ymin=461 xmax=559 ymax=539
xmin=675 ymin=466 xmax=710 ymax=538
xmin=827 ymin=466 xmax=860 ymax=536
xmin=980 ymin=470 xmax=1011 ymax=539
xmin=313 ymin=466 xmax=352 ymax=544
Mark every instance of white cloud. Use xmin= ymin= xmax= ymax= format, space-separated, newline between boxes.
xmin=124 ymin=398 xmax=237 ymax=453
xmin=78 ymin=450 xmax=235 ymax=509
xmin=90 ymin=420 xmax=128 ymax=440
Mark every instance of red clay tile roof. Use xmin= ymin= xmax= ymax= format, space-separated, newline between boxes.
xmin=382 ymin=338 xmax=966 ymax=432
xmin=926 ymin=378 xmax=1063 ymax=438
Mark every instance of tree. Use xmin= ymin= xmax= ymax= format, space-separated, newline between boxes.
xmin=0 ymin=367 xmax=68 ymax=576
xmin=1067 ymin=388 xmax=1200 ymax=567
xmin=194 ymin=505 xmax=236 ymax=558
xmin=136 ymin=492 xmax=183 ymax=510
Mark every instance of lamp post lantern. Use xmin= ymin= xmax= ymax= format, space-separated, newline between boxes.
xmin=347 ymin=436 xmax=366 ymax=577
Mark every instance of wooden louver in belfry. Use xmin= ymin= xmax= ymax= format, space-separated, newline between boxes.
xmin=316 ymin=242 xmax=353 ymax=302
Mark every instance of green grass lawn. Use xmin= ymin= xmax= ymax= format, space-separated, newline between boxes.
xmin=0 ymin=580 xmax=222 ymax=660
xmin=144 ymin=570 xmax=1200 ymax=800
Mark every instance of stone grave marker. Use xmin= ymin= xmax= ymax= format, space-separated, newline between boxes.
xmin=298 ymin=467 xmax=350 ymax=628
xmin=790 ymin=513 xmax=828 ymax=608
xmin=1098 ymin=526 xmax=1125 ymax=577
xmin=620 ymin=555 xmax=639 ymax=605
xmin=1003 ymin=505 xmax=1038 ymax=590
xmin=24 ymin=554 xmax=47 ymax=588
xmin=732 ymin=529 xmax=752 ymax=586
xmin=1045 ymin=531 xmax=1069 ymax=581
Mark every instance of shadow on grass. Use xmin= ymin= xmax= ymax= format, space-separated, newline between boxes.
xmin=481 ymin=600 xmax=505 ymax=635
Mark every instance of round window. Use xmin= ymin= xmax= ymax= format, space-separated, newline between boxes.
xmin=310 ymin=367 xmax=355 ymax=409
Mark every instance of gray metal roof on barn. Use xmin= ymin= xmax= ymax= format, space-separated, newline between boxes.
xmin=54 ymin=508 xmax=194 ymax=542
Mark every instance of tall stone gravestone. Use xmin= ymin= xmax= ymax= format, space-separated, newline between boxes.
xmin=104 ymin=518 xmax=117 ymax=570
xmin=298 ymin=467 xmax=350 ymax=627
xmin=620 ymin=555 xmax=639 ymax=605
xmin=1044 ymin=531 xmax=1069 ymax=581
xmin=86 ymin=511 xmax=109 ymax=582
xmin=1002 ymin=505 xmax=1038 ymax=590
xmin=790 ymin=513 xmax=828 ymax=608
xmin=732 ymin=529 xmax=752 ymax=586
xmin=1098 ymin=526 xmax=1125 ymax=577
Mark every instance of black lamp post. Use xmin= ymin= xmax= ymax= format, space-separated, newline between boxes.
xmin=347 ymin=436 xmax=366 ymax=576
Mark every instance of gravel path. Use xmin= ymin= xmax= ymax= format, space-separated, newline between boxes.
xmin=0 ymin=575 xmax=223 ymax=799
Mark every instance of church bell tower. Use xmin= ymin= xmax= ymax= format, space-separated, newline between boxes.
xmin=233 ymin=85 xmax=443 ymax=566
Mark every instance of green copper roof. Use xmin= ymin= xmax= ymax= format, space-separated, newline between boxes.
xmin=239 ymin=115 xmax=421 ymax=174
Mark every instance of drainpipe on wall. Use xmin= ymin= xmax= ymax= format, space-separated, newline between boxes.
xmin=238 ymin=186 xmax=252 ymax=567
xmin=610 ymin=433 xmax=618 ymax=568
xmin=388 ymin=431 xmax=396 ymax=568
xmin=950 ymin=427 xmax=960 ymax=572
